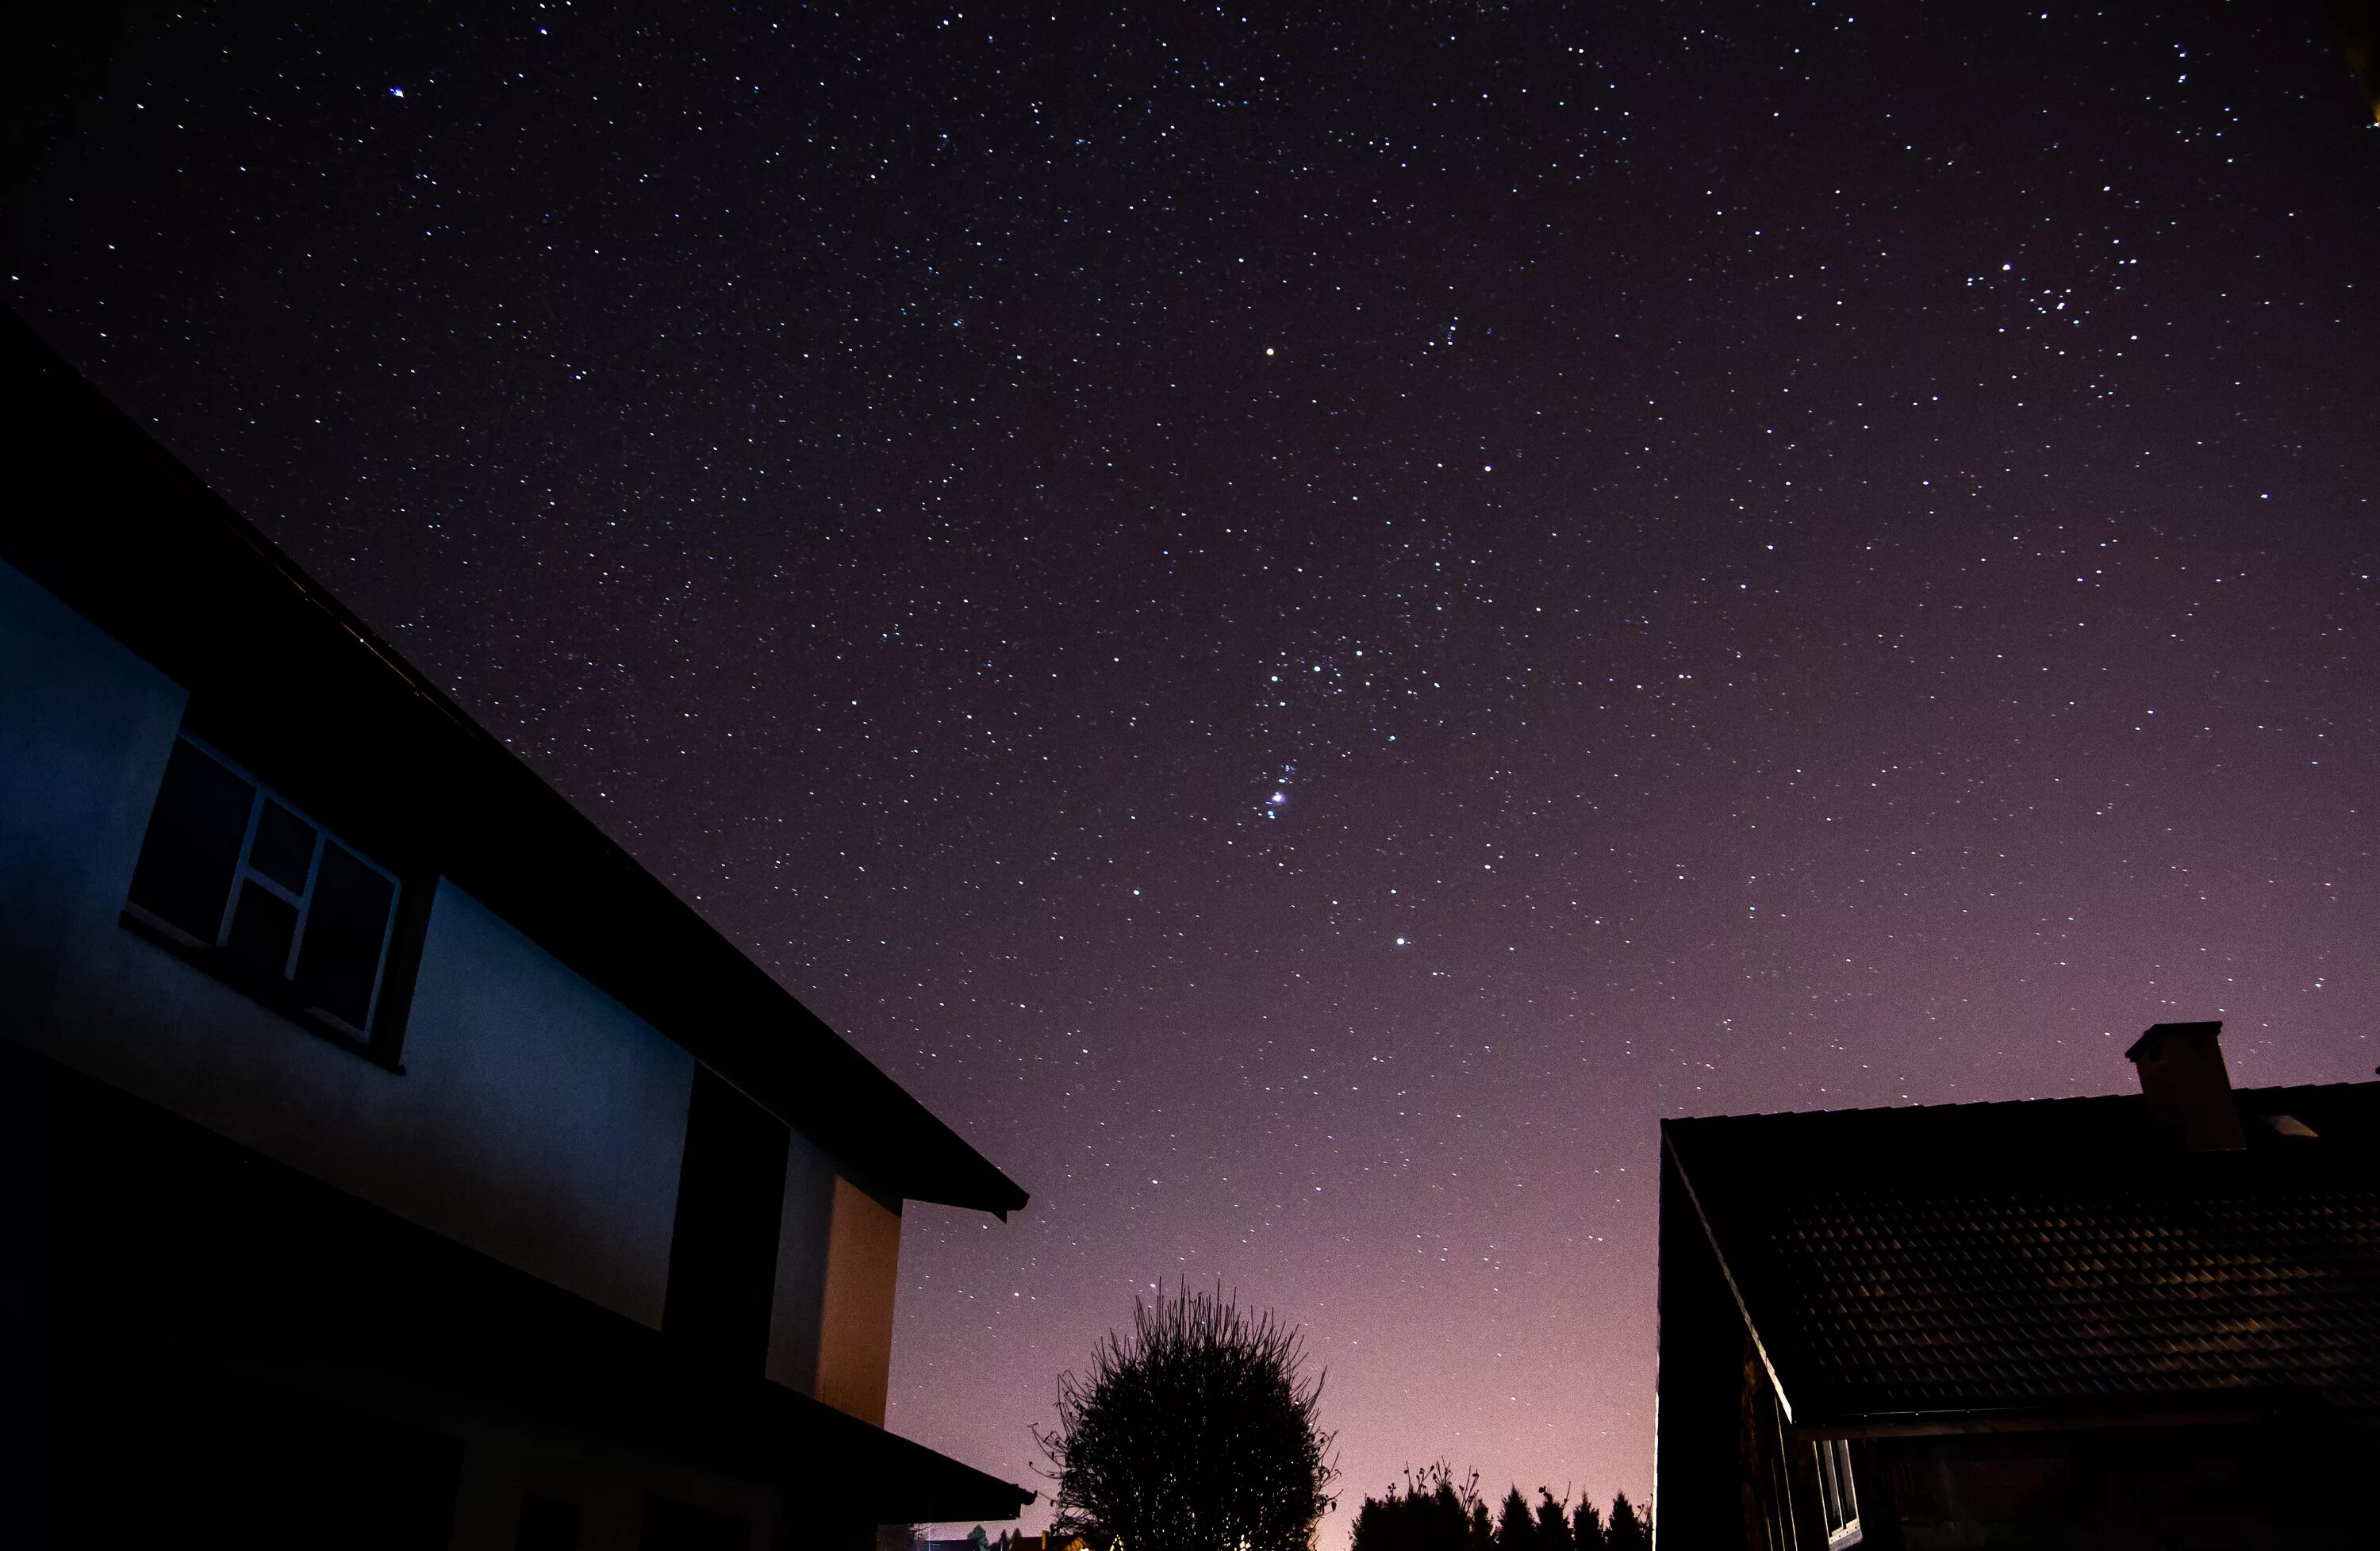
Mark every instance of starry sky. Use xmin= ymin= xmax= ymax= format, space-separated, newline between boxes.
xmin=10 ymin=4 xmax=2380 ymax=1540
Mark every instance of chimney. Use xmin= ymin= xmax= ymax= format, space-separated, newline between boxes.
xmin=2124 ymin=1020 xmax=2246 ymax=1152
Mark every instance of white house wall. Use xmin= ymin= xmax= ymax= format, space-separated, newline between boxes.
xmin=390 ymin=882 xmax=694 ymax=1326
xmin=0 ymin=559 xmax=696 ymax=1327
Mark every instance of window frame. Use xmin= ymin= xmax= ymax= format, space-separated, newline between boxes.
xmin=121 ymin=730 xmax=422 ymax=1073
xmin=1813 ymin=1437 xmax=1862 ymax=1548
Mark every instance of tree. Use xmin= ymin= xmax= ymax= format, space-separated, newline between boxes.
xmin=1530 ymin=1490 xmax=1572 ymax=1551
xmin=1493 ymin=1488 xmax=1534 ymax=1551
xmin=1570 ymin=1497 xmax=1606 ymax=1551
xmin=1349 ymin=1463 xmax=1479 ymax=1551
xmin=1603 ymin=1495 xmax=1648 ymax=1551
xmin=1037 ymin=1284 xmax=1337 ymax=1551
xmin=1467 ymin=1496 xmax=1493 ymax=1551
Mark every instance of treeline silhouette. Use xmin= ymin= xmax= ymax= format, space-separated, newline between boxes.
xmin=1349 ymin=1465 xmax=1647 ymax=1551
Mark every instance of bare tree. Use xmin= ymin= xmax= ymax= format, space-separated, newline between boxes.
xmin=1037 ymin=1284 xmax=1338 ymax=1551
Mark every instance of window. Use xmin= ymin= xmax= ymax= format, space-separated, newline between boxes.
xmin=125 ymin=733 xmax=408 ymax=1061
xmin=1814 ymin=1438 xmax=1860 ymax=1546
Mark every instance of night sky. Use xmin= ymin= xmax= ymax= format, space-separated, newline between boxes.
xmin=11 ymin=5 xmax=2380 ymax=1539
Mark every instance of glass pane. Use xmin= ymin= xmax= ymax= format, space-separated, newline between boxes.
xmin=293 ymin=841 xmax=396 ymax=1032
xmin=225 ymin=879 xmax=300 ymax=981
xmin=248 ymin=800 xmax=319 ymax=893
xmin=128 ymin=739 xmax=255 ymax=942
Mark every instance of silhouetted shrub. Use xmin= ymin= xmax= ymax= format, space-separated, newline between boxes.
xmin=1037 ymin=1284 xmax=1337 ymax=1551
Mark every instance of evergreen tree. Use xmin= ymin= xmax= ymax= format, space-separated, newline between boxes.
xmin=1603 ymin=1493 xmax=1649 ymax=1551
xmin=1493 ymin=1488 xmax=1535 ymax=1551
xmin=1530 ymin=1491 xmax=1572 ymax=1551
xmin=1571 ymin=1498 xmax=1605 ymax=1551
xmin=1467 ymin=1497 xmax=1494 ymax=1551
xmin=1349 ymin=1464 xmax=1478 ymax=1551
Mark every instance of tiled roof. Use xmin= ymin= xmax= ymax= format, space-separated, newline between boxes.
xmin=1665 ymin=1081 xmax=2380 ymax=1435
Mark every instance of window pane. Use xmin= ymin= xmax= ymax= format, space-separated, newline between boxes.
xmin=225 ymin=880 xmax=300 ymax=980
xmin=248 ymin=800 xmax=318 ymax=893
xmin=129 ymin=740 xmax=255 ymax=943
xmin=293 ymin=841 xmax=395 ymax=1031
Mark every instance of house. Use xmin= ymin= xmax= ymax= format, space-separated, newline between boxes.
xmin=885 ymin=1530 xmax=1082 ymax=1551
xmin=1655 ymin=1021 xmax=2378 ymax=1549
xmin=2331 ymin=0 xmax=2380 ymax=125
xmin=0 ymin=316 xmax=1033 ymax=1549
xmin=991 ymin=1532 xmax=1086 ymax=1551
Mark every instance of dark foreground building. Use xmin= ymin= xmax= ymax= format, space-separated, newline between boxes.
xmin=1656 ymin=1022 xmax=2379 ymax=1549
xmin=0 ymin=318 xmax=1031 ymax=1548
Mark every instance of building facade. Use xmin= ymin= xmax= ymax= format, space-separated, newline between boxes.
xmin=1655 ymin=1022 xmax=2379 ymax=1549
xmin=0 ymin=317 xmax=1031 ymax=1549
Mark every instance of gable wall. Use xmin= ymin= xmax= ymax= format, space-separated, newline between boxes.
xmin=2 ymin=558 xmax=691 ymax=1325
xmin=4 ymin=551 xmax=906 ymax=1399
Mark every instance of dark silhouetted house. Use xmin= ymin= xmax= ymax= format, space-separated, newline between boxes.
xmin=988 ymin=1532 xmax=1085 ymax=1551
xmin=1656 ymin=1022 xmax=2378 ymax=1549
xmin=997 ymin=1533 xmax=1087 ymax=1551
xmin=882 ymin=1530 xmax=1081 ymax=1551
xmin=2331 ymin=0 xmax=2380 ymax=124
xmin=0 ymin=318 xmax=1032 ymax=1549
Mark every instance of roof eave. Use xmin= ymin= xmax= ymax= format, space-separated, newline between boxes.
xmin=0 ymin=314 xmax=1027 ymax=1216
xmin=1660 ymin=1119 xmax=1798 ymax=1424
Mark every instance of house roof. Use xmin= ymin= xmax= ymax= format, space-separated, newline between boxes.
xmin=0 ymin=313 xmax=1026 ymax=1218
xmin=3 ymin=1041 xmax=1034 ymax=1522
xmin=1663 ymin=1078 xmax=2380 ymax=1438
